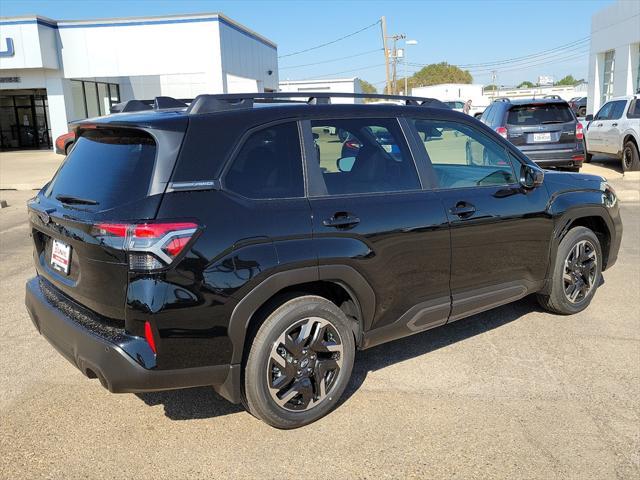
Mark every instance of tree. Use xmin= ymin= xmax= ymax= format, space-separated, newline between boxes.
xmin=358 ymin=79 xmax=379 ymax=102
xmin=483 ymin=84 xmax=498 ymax=93
xmin=555 ymin=75 xmax=581 ymax=86
xmin=407 ymin=62 xmax=472 ymax=89
xmin=517 ymin=81 xmax=535 ymax=88
xmin=359 ymin=79 xmax=377 ymax=94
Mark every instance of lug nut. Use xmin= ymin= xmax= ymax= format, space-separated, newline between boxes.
xmin=307 ymin=368 xmax=312 ymax=373
xmin=293 ymin=359 xmax=298 ymax=364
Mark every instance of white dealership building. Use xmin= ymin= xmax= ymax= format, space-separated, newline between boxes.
xmin=0 ymin=13 xmax=278 ymax=150
xmin=587 ymin=0 xmax=640 ymax=114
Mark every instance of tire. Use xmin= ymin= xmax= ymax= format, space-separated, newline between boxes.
xmin=243 ymin=295 xmax=355 ymax=429
xmin=578 ymin=107 xmax=586 ymax=117
xmin=537 ymin=226 xmax=602 ymax=315
xmin=622 ymin=140 xmax=640 ymax=172
xmin=65 ymin=142 xmax=73 ymax=156
xmin=584 ymin=151 xmax=592 ymax=163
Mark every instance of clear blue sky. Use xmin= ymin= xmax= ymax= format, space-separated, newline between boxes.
xmin=1 ymin=0 xmax=614 ymax=88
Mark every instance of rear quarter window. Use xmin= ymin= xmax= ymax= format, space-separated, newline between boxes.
xmin=44 ymin=129 xmax=156 ymax=209
xmin=507 ymin=104 xmax=574 ymax=125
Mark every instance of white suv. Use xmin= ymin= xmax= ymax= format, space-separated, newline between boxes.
xmin=584 ymin=95 xmax=640 ymax=171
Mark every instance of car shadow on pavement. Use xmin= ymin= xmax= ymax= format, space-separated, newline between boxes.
xmin=136 ymin=295 xmax=543 ymax=421
xmin=136 ymin=387 xmax=244 ymax=420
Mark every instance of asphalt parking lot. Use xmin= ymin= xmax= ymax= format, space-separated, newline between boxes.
xmin=0 ymin=152 xmax=638 ymax=479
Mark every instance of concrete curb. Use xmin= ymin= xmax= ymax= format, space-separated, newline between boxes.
xmin=0 ymin=200 xmax=8 ymax=209
xmin=622 ymin=171 xmax=640 ymax=182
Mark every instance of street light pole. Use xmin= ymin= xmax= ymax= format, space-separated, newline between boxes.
xmin=405 ymin=39 xmax=418 ymax=95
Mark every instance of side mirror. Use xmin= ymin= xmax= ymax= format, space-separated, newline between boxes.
xmin=337 ymin=156 xmax=356 ymax=172
xmin=520 ymin=163 xmax=544 ymax=189
xmin=585 ymin=114 xmax=593 ymax=122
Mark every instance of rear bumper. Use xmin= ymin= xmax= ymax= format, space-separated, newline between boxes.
xmin=522 ymin=146 xmax=584 ymax=168
xmin=25 ymin=277 xmax=240 ymax=400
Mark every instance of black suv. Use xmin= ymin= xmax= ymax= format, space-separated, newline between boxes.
xmin=480 ymin=98 xmax=585 ymax=171
xmin=25 ymin=93 xmax=622 ymax=429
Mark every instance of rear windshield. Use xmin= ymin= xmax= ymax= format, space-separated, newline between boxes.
xmin=507 ymin=104 xmax=574 ymax=126
xmin=45 ymin=129 xmax=156 ymax=209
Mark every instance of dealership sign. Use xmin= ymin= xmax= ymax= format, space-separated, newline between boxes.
xmin=0 ymin=38 xmax=15 ymax=58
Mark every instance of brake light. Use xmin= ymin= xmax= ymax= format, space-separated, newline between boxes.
xmin=144 ymin=321 xmax=157 ymax=354
xmin=495 ymin=126 xmax=508 ymax=139
xmin=345 ymin=140 xmax=362 ymax=150
xmin=92 ymin=221 xmax=199 ymax=270
xmin=576 ymin=122 xmax=584 ymax=140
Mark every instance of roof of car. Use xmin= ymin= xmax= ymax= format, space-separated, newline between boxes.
xmin=506 ymin=98 xmax=569 ymax=106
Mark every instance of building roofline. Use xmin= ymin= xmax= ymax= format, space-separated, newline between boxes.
xmin=279 ymin=78 xmax=358 ymax=84
xmin=0 ymin=12 xmax=277 ymax=49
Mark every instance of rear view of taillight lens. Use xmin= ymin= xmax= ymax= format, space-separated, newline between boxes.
xmin=576 ymin=122 xmax=584 ymax=140
xmin=92 ymin=221 xmax=199 ymax=271
xmin=495 ymin=126 xmax=508 ymax=139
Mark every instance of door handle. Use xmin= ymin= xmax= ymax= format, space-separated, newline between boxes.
xmin=611 ymin=123 xmax=618 ymax=127
xmin=323 ymin=212 xmax=360 ymax=229
xmin=449 ymin=202 xmax=476 ymax=218
xmin=596 ymin=123 xmax=603 ymax=127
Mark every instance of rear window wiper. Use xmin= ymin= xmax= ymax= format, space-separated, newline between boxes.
xmin=55 ymin=194 xmax=99 ymax=206
xmin=540 ymin=120 xmax=565 ymax=124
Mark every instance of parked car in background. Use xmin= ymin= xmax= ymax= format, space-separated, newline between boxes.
xmin=25 ymin=92 xmax=621 ymax=429
xmin=584 ymin=95 xmax=640 ymax=171
xmin=569 ymin=97 xmax=587 ymax=117
xmin=480 ymin=98 xmax=585 ymax=171
xmin=55 ymin=131 xmax=75 ymax=155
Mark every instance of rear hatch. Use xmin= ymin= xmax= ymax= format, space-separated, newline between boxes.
xmin=28 ymin=128 xmax=165 ymax=320
xmin=505 ymin=102 xmax=578 ymax=153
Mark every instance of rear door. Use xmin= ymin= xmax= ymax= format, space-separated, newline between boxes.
xmin=601 ymin=100 xmax=628 ymax=154
xmin=408 ymin=117 xmax=553 ymax=320
xmin=305 ymin=116 xmax=451 ymax=334
xmin=28 ymin=128 xmax=167 ymax=320
xmin=505 ymin=102 xmax=577 ymax=155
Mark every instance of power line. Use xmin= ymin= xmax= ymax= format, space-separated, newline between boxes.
xmin=278 ymin=20 xmax=381 ymax=58
xmin=406 ymin=45 xmax=589 ymax=74
xmin=467 ymin=50 xmax=589 ymax=74
xmin=290 ymin=63 xmax=387 ymax=81
xmin=280 ymin=48 xmax=382 ymax=70
xmin=455 ymin=37 xmax=590 ymax=68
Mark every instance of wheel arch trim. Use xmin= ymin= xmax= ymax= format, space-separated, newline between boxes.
xmin=227 ymin=265 xmax=375 ymax=364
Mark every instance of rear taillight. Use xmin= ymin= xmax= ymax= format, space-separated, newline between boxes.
xmin=576 ymin=122 xmax=584 ymax=140
xmin=345 ymin=140 xmax=362 ymax=150
xmin=92 ymin=221 xmax=199 ymax=271
xmin=495 ymin=126 xmax=508 ymax=139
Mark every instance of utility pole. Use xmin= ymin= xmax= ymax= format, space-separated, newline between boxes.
xmin=381 ymin=17 xmax=391 ymax=95
xmin=491 ymin=70 xmax=498 ymax=98
xmin=388 ymin=33 xmax=405 ymax=94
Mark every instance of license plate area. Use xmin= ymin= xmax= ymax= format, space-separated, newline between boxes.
xmin=51 ymin=239 xmax=72 ymax=275
xmin=533 ymin=132 xmax=551 ymax=142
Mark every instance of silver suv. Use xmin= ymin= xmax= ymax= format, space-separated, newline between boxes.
xmin=584 ymin=95 xmax=640 ymax=171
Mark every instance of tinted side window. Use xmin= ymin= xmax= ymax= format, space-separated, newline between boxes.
xmin=628 ymin=99 xmax=640 ymax=119
xmin=411 ymin=119 xmax=517 ymax=189
xmin=481 ymin=104 xmax=493 ymax=125
xmin=506 ymin=104 xmax=574 ymax=125
xmin=311 ymin=118 xmax=420 ymax=195
xmin=595 ymin=102 xmax=613 ymax=120
xmin=608 ymin=100 xmax=627 ymax=120
xmin=225 ymin=122 xmax=303 ymax=199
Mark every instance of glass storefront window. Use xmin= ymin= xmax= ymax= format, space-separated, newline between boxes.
xmin=71 ymin=80 xmax=87 ymax=121
xmin=601 ymin=50 xmax=615 ymax=104
xmin=84 ymin=82 xmax=99 ymax=118
xmin=97 ymin=83 xmax=110 ymax=115
xmin=0 ymin=92 xmax=51 ymax=150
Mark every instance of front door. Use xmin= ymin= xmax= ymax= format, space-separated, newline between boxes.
xmin=305 ymin=117 xmax=451 ymax=335
xmin=601 ymin=99 xmax=627 ymax=154
xmin=408 ymin=117 xmax=553 ymax=321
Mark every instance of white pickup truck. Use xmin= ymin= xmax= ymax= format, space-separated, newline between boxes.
xmin=584 ymin=95 xmax=640 ymax=171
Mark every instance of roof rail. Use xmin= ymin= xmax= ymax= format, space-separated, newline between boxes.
xmin=493 ymin=97 xmax=511 ymax=103
xmin=110 ymin=99 xmax=154 ymax=114
xmin=185 ymin=92 xmax=449 ymax=115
